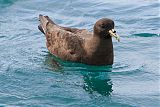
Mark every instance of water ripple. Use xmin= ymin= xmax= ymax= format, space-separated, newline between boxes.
xmin=133 ymin=33 xmax=159 ymax=37
xmin=0 ymin=0 xmax=159 ymax=107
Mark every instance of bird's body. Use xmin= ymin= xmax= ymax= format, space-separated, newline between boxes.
xmin=38 ymin=15 xmax=119 ymax=65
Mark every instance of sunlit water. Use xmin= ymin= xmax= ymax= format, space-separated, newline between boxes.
xmin=0 ymin=0 xmax=160 ymax=107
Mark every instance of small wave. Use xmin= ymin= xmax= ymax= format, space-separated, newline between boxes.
xmin=0 ymin=0 xmax=18 ymax=8
xmin=111 ymin=62 xmax=146 ymax=76
xmin=112 ymin=67 xmax=143 ymax=76
xmin=0 ymin=35 xmax=6 ymax=38
xmin=133 ymin=33 xmax=159 ymax=37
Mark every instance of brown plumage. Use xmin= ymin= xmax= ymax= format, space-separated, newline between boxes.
xmin=38 ymin=14 xmax=120 ymax=66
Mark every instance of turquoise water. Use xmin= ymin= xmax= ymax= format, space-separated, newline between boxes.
xmin=0 ymin=0 xmax=160 ymax=106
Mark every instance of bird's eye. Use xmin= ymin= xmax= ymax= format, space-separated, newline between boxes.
xmin=101 ymin=25 xmax=106 ymax=28
xmin=101 ymin=24 xmax=106 ymax=28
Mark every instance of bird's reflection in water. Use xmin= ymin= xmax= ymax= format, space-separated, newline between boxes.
xmin=44 ymin=53 xmax=113 ymax=96
xmin=43 ymin=53 xmax=63 ymax=72
xmin=83 ymin=72 xmax=112 ymax=96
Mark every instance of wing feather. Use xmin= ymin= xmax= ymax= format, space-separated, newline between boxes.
xmin=46 ymin=24 xmax=85 ymax=61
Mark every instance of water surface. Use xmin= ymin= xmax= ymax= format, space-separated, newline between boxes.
xmin=0 ymin=0 xmax=160 ymax=107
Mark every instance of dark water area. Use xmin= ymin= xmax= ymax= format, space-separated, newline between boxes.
xmin=0 ymin=0 xmax=160 ymax=107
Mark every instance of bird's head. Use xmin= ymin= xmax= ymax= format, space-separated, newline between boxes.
xmin=94 ymin=18 xmax=120 ymax=41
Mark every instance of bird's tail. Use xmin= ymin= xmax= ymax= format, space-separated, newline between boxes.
xmin=38 ymin=14 xmax=55 ymax=34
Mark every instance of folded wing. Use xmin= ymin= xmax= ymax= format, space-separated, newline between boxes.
xmin=39 ymin=15 xmax=85 ymax=61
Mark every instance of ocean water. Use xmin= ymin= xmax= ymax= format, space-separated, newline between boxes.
xmin=0 ymin=0 xmax=160 ymax=107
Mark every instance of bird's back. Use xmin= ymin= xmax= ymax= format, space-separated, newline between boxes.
xmin=39 ymin=15 xmax=86 ymax=62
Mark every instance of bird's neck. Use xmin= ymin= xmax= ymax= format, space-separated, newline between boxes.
xmin=92 ymin=35 xmax=113 ymax=55
xmin=84 ymin=35 xmax=114 ymax=65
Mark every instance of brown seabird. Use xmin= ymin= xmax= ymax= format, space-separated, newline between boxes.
xmin=38 ymin=14 xmax=120 ymax=66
